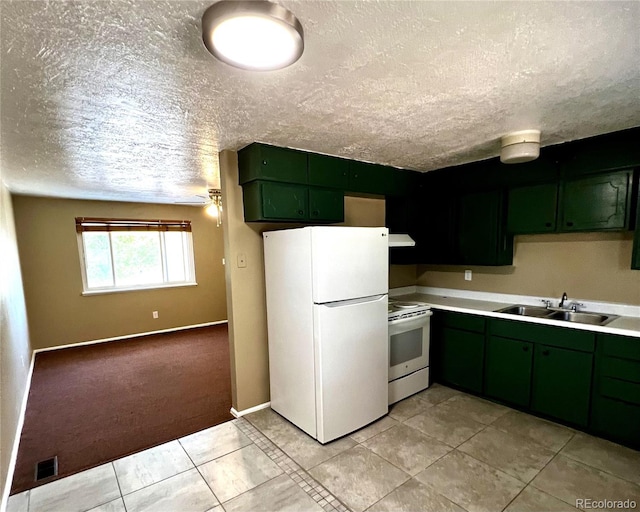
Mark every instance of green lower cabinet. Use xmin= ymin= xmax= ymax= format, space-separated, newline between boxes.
xmin=531 ymin=344 xmax=593 ymax=427
xmin=591 ymin=396 xmax=640 ymax=449
xmin=485 ymin=336 xmax=533 ymax=407
xmin=436 ymin=327 xmax=485 ymax=393
xmin=590 ymin=333 xmax=640 ymax=448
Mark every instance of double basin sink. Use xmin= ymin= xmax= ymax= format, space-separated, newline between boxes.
xmin=495 ymin=304 xmax=618 ymax=326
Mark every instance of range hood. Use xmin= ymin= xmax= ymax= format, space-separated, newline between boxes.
xmin=388 ymin=234 xmax=416 ymax=247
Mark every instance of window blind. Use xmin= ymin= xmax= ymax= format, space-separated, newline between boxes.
xmin=75 ymin=217 xmax=191 ymax=233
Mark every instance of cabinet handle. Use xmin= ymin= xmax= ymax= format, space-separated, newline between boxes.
xmin=297 ymin=210 xmax=304 ymax=215
xmin=262 ymin=160 xmax=268 ymax=165
xmin=522 ymin=346 xmax=529 ymax=352
xmin=343 ymin=172 xmax=348 ymax=176
xmin=566 ymin=221 xmax=574 ymax=227
xmin=312 ymin=210 xmax=319 ymax=216
xmin=542 ymin=349 xmax=550 ymax=356
xmin=545 ymin=222 xmax=552 ymax=227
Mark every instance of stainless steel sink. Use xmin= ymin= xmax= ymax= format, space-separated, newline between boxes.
xmin=495 ymin=305 xmax=555 ymax=318
xmin=547 ymin=310 xmax=619 ymax=326
xmin=495 ymin=304 xmax=618 ymax=326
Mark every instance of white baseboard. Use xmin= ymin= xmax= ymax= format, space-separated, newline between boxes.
xmin=34 ymin=320 xmax=228 ymax=354
xmin=1 ymin=352 xmax=36 ymax=510
xmin=230 ymin=402 xmax=271 ymax=418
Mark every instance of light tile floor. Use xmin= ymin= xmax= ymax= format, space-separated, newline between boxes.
xmin=7 ymin=384 xmax=640 ymax=512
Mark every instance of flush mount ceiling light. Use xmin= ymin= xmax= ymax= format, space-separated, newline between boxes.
xmin=202 ymin=0 xmax=304 ymax=71
xmin=500 ymin=130 xmax=541 ymax=164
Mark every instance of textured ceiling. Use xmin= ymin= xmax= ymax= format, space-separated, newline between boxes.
xmin=1 ymin=1 xmax=639 ymax=204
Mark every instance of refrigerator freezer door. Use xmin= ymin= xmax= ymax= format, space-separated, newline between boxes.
xmin=313 ymin=294 xmax=388 ymax=443
xmin=311 ymin=227 xmax=389 ymax=303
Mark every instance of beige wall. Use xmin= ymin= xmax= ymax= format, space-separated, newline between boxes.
xmin=417 ymin=232 xmax=640 ymax=305
xmin=0 ymin=182 xmax=32 ymax=507
xmin=220 ymin=150 xmax=388 ymax=412
xmin=390 ymin=265 xmax=418 ymax=288
xmin=12 ymin=195 xmax=227 ymax=350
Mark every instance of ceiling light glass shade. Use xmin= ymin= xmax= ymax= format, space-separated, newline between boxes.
xmin=500 ymin=130 xmax=541 ymax=164
xmin=202 ymin=1 xmax=304 ymax=71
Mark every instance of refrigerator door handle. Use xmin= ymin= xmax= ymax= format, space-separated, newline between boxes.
xmin=318 ymin=294 xmax=387 ymax=308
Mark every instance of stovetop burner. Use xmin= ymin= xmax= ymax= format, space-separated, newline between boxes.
xmin=388 ymin=299 xmax=431 ymax=320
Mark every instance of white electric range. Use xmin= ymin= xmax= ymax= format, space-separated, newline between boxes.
xmin=387 ymin=299 xmax=432 ymax=404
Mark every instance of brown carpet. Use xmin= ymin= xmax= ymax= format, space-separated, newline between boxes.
xmin=11 ymin=324 xmax=232 ymax=494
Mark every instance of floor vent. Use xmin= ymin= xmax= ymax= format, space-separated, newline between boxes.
xmin=35 ymin=456 xmax=58 ymax=481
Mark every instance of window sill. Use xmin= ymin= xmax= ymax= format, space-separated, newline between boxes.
xmin=81 ymin=282 xmax=198 ymax=296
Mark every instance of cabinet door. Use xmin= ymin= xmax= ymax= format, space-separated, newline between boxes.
xmin=591 ymin=396 xmax=640 ymax=449
xmin=308 ymin=154 xmax=349 ymax=189
xmin=308 ymin=188 xmax=344 ymax=222
xmin=531 ymin=344 xmax=593 ymax=427
xmin=632 ymin=185 xmax=640 ymax=270
xmin=348 ymin=161 xmax=393 ymax=195
xmin=561 ymin=171 xmax=631 ymax=231
xmin=457 ymin=191 xmax=513 ymax=265
xmin=238 ymin=144 xmax=308 ymax=184
xmin=507 ymin=183 xmax=558 ymax=234
xmin=485 ymin=336 xmax=533 ymax=407
xmin=435 ymin=327 xmax=484 ymax=393
xmin=242 ymin=181 xmax=307 ymax=221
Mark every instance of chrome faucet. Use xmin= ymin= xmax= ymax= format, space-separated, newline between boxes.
xmin=559 ymin=292 xmax=568 ymax=308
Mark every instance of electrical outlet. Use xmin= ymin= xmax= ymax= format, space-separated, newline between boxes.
xmin=464 ymin=270 xmax=472 ymax=281
xmin=152 ymin=311 xmax=159 ymax=319
xmin=237 ymin=253 xmax=247 ymax=268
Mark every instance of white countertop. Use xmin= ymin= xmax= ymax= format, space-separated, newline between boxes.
xmin=390 ymin=286 xmax=640 ymax=338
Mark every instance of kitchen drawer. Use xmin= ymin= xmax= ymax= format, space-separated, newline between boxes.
xmin=438 ymin=311 xmax=486 ymax=333
xmin=600 ymin=334 xmax=640 ymax=362
xmin=599 ymin=377 xmax=640 ymax=405
xmin=600 ymin=356 xmax=640 ymax=383
xmin=490 ymin=319 xmax=594 ymax=352
xmin=590 ymin=395 xmax=640 ymax=449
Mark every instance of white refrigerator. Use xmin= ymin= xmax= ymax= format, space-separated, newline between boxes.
xmin=263 ymin=226 xmax=389 ymax=443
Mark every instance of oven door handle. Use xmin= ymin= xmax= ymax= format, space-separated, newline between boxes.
xmin=389 ymin=311 xmax=432 ymax=329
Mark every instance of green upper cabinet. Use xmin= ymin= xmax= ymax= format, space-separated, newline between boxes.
xmin=531 ymin=343 xmax=593 ymax=427
xmin=238 ymin=143 xmax=308 ymax=185
xmin=562 ymin=128 xmax=640 ymax=177
xmin=507 ymin=183 xmax=558 ymax=234
xmin=308 ymin=187 xmax=344 ymax=222
xmin=243 ymin=181 xmax=308 ymax=221
xmin=457 ymin=190 xmax=513 ymax=265
xmin=560 ymin=171 xmax=632 ymax=231
xmin=347 ymin=161 xmax=393 ymax=195
xmin=631 ymin=181 xmax=640 ymax=270
xmin=242 ymin=181 xmax=344 ymax=223
xmin=308 ymin=154 xmax=349 ymax=189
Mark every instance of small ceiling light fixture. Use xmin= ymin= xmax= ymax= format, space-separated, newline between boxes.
xmin=202 ymin=0 xmax=304 ymax=71
xmin=500 ymin=130 xmax=541 ymax=164
xmin=206 ymin=189 xmax=223 ymax=227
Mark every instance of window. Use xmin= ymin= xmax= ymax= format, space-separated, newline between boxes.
xmin=76 ymin=217 xmax=196 ymax=293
